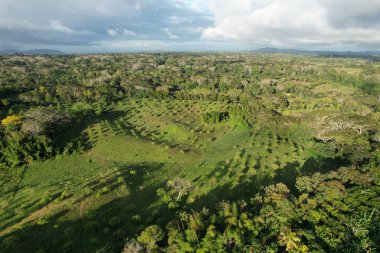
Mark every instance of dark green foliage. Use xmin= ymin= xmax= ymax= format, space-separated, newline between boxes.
xmin=0 ymin=53 xmax=379 ymax=253
xmin=0 ymin=131 xmax=53 ymax=168
xmin=359 ymin=80 xmax=380 ymax=96
xmin=151 ymin=166 xmax=379 ymax=252
xmin=201 ymin=111 xmax=229 ymax=124
xmin=95 ymin=76 xmax=123 ymax=101
xmin=84 ymin=221 xmax=101 ymax=233
xmin=108 ymin=216 xmax=122 ymax=228
xmin=286 ymin=123 xmax=315 ymax=143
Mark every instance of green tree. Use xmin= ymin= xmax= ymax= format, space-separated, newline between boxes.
xmin=137 ymin=225 xmax=164 ymax=251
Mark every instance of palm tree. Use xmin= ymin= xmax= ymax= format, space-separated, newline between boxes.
xmin=279 ymin=231 xmax=301 ymax=251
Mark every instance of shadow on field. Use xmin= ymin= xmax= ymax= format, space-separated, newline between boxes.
xmin=300 ymin=156 xmax=350 ymax=174
xmin=0 ymin=154 xmax=351 ymax=253
xmin=190 ymin=155 xmax=350 ymax=211
xmin=55 ymin=110 xmax=128 ymax=153
xmin=0 ymin=162 xmax=172 ymax=253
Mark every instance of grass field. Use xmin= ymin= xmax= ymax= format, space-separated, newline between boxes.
xmin=0 ymin=97 xmax=343 ymax=252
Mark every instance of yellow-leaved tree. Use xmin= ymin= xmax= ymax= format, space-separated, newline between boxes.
xmin=1 ymin=115 xmax=22 ymax=126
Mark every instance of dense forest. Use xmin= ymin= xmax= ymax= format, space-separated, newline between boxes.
xmin=0 ymin=53 xmax=379 ymax=253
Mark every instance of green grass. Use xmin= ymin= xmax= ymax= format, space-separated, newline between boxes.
xmin=0 ymin=98 xmax=336 ymax=252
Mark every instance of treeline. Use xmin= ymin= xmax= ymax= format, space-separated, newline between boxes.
xmin=0 ymin=105 xmax=97 ymax=171
xmin=117 ymin=165 xmax=380 ymax=253
xmin=1 ymin=54 xmax=379 ymax=116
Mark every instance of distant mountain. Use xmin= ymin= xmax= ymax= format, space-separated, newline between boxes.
xmin=255 ymin=47 xmax=380 ymax=56
xmin=24 ymin=49 xmax=64 ymax=55
xmin=0 ymin=49 xmax=64 ymax=55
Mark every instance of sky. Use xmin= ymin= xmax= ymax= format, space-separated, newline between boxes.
xmin=0 ymin=0 xmax=379 ymax=53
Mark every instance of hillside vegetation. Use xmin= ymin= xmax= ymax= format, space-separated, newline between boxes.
xmin=0 ymin=53 xmax=379 ymax=253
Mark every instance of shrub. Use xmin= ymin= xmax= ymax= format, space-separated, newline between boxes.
xmin=137 ymin=225 xmax=164 ymax=251
xmin=39 ymin=193 xmax=53 ymax=205
xmin=131 ymin=214 xmax=142 ymax=224
xmin=101 ymin=187 xmax=110 ymax=194
xmin=108 ymin=216 xmax=121 ymax=228
xmin=1 ymin=236 xmax=19 ymax=249
xmin=63 ymin=227 xmax=74 ymax=236
xmin=36 ymin=217 xmax=48 ymax=225
xmin=103 ymin=227 xmax=111 ymax=235
xmin=112 ymin=229 xmax=125 ymax=240
xmin=61 ymin=240 xmax=75 ymax=253
xmin=84 ymin=221 xmax=101 ymax=233
xmin=201 ymin=111 xmax=229 ymax=124
xmin=57 ymin=189 xmax=72 ymax=201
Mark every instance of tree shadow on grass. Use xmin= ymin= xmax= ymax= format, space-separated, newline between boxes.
xmin=300 ymin=156 xmax=350 ymax=175
xmin=274 ymin=156 xmax=350 ymax=194
xmin=0 ymin=154 xmax=354 ymax=253
xmin=191 ymin=155 xmax=353 ymax=212
xmin=0 ymin=162 xmax=170 ymax=253
xmin=274 ymin=161 xmax=301 ymax=193
xmin=54 ymin=110 xmax=129 ymax=153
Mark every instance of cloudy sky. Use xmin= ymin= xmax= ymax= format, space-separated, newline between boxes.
xmin=0 ymin=0 xmax=379 ymax=52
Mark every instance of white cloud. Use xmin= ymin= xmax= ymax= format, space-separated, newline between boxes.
xmin=0 ymin=0 xmax=378 ymax=51
xmin=169 ymin=15 xmax=192 ymax=24
xmin=164 ymin=27 xmax=178 ymax=39
xmin=123 ymin=29 xmax=136 ymax=36
xmin=0 ymin=18 xmax=92 ymax=35
xmin=201 ymin=0 xmax=380 ymax=49
xmin=173 ymin=0 xmax=209 ymax=13
xmin=107 ymin=28 xmax=136 ymax=36
xmin=48 ymin=20 xmax=92 ymax=35
xmin=107 ymin=28 xmax=118 ymax=36
xmin=50 ymin=20 xmax=73 ymax=34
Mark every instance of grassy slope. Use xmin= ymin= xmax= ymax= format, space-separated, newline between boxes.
xmin=0 ymin=98 xmax=326 ymax=252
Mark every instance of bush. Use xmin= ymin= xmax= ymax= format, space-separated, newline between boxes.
xmin=131 ymin=214 xmax=142 ymax=224
xmin=112 ymin=229 xmax=125 ymax=240
xmin=61 ymin=241 xmax=76 ymax=253
xmin=39 ymin=193 xmax=53 ymax=205
xmin=36 ymin=217 xmax=48 ymax=225
xmin=101 ymin=187 xmax=110 ymax=194
xmin=103 ymin=227 xmax=111 ymax=235
xmin=137 ymin=225 xmax=164 ymax=251
xmin=84 ymin=221 xmax=101 ymax=233
xmin=201 ymin=111 xmax=229 ymax=124
xmin=1 ymin=236 xmax=19 ymax=249
xmin=0 ymin=132 xmax=54 ymax=169
xmin=108 ymin=216 xmax=122 ymax=228
xmin=63 ymin=227 xmax=74 ymax=236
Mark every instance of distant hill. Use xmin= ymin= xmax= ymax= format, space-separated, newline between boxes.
xmin=255 ymin=47 xmax=380 ymax=56
xmin=0 ymin=49 xmax=64 ymax=55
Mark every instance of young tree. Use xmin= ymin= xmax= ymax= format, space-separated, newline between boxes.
xmin=157 ymin=177 xmax=194 ymax=209
xmin=169 ymin=178 xmax=194 ymax=202
xmin=137 ymin=225 xmax=164 ymax=251
xmin=279 ymin=230 xmax=301 ymax=252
